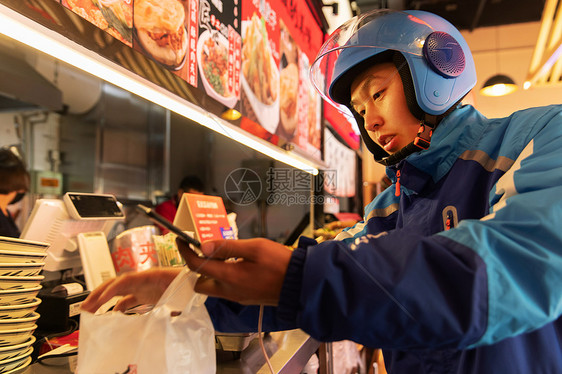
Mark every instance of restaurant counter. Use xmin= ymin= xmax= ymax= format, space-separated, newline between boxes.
xmin=19 ymin=329 xmax=321 ymax=374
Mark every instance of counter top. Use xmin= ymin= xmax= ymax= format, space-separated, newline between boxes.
xmin=19 ymin=329 xmax=319 ymax=374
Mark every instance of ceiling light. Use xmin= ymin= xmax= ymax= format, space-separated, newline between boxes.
xmin=479 ymin=27 xmax=518 ymax=97
xmin=525 ymin=0 xmax=562 ymax=88
xmin=480 ymin=74 xmax=518 ymax=97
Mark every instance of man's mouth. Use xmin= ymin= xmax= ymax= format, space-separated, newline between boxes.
xmin=379 ymin=135 xmax=396 ymax=152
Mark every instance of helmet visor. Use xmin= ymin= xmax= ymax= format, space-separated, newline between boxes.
xmin=310 ymin=10 xmax=435 ymax=113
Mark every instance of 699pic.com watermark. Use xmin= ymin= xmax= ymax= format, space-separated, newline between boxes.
xmin=266 ymin=192 xmax=331 ymax=206
xmin=224 ymin=167 xmax=337 ymax=206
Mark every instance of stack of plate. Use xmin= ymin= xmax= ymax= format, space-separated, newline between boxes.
xmin=0 ymin=236 xmax=48 ymax=373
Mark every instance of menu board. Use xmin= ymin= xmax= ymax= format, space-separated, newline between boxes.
xmin=60 ymin=0 xmax=325 ymax=158
xmin=239 ymin=0 xmax=324 ymax=155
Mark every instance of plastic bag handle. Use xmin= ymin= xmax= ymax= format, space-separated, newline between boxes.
xmin=155 ymin=267 xmax=206 ymax=313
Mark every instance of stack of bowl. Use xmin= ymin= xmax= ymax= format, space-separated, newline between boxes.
xmin=0 ymin=236 xmax=48 ymax=373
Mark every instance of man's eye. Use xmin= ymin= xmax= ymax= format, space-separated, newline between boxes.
xmin=372 ymin=91 xmax=383 ymax=100
xmin=352 ymin=107 xmax=364 ymax=116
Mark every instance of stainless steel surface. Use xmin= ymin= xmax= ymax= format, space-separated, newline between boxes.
xmin=256 ymin=330 xmax=319 ymax=374
xmin=215 ymin=332 xmax=257 ymax=352
xmin=217 ymin=329 xmax=319 ymax=374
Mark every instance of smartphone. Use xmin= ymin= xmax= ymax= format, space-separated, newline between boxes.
xmin=136 ymin=204 xmax=201 ymax=249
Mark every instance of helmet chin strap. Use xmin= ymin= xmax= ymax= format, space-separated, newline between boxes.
xmin=353 ymin=109 xmax=438 ymax=167
xmin=378 ymin=114 xmax=438 ymax=166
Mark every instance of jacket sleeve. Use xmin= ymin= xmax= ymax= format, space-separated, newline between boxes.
xmin=445 ymin=107 xmax=562 ymax=347
xmin=203 ymin=238 xmax=316 ymax=333
xmin=204 ymin=298 xmax=296 ymax=333
xmin=276 ymin=107 xmax=562 ymax=350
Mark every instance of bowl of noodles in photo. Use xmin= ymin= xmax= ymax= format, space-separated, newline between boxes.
xmin=197 ymin=30 xmax=237 ymax=108
xmin=240 ymin=14 xmax=280 ymax=133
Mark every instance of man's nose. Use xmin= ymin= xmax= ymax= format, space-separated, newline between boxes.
xmin=363 ymin=107 xmax=381 ymax=132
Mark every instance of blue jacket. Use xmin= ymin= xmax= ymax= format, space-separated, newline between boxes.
xmin=207 ymin=104 xmax=562 ymax=373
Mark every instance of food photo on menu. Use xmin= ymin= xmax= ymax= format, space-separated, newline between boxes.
xmin=308 ymin=88 xmax=321 ymax=150
xmin=133 ymin=0 xmax=188 ymax=70
xmin=62 ymin=0 xmax=133 ymax=46
xmin=198 ymin=30 xmax=236 ymax=105
xmin=296 ymin=51 xmax=321 ymax=153
xmin=240 ymin=12 xmax=280 ymax=134
xmin=277 ymin=19 xmax=299 ymax=142
xmin=196 ymin=0 xmax=241 ymax=109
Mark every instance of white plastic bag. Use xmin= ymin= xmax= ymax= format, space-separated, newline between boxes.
xmin=76 ymin=268 xmax=216 ymax=374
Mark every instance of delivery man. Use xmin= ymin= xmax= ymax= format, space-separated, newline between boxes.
xmin=83 ymin=10 xmax=562 ymax=373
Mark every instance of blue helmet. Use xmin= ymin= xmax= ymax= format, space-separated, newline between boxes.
xmin=310 ymin=10 xmax=476 ymax=165
xmin=312 ymin=9 xmax=476 ymax=115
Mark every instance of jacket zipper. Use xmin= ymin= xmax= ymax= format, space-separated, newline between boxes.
xmin=442 ymin=206 xmax=458 ymax=231
xmin=445 ymin=211 xmax=454 ymax=230
xmin=395 ymin=170 xmax=401 ymax=197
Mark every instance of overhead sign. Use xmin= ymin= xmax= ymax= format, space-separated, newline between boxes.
xmin=60 ymin=0 xmax=326 ymax=159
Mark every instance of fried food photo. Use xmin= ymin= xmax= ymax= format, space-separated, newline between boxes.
xmin=134 ymin=0 xmax=188 ymax=68
xmin=279 ymin=63 xmax=299 ymax=137
xmin=64 ymin=0 xmax=109 ymax=29
xmin=242 ymin=13 xmax=279 ymax=105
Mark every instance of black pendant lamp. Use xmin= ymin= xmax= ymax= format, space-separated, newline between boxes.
xmin=479 ymin=27 xmax=518 ymax=97
xmin=480 ymin=74 xmax=518 ymax=97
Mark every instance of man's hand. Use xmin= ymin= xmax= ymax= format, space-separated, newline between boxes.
xmin=178 ymin=238 xmax=292 ymax=306
xmin=80 ymin=267 xmax=182 ymax=313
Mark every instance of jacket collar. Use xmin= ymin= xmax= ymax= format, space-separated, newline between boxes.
xmin=386 ymin=105 xmax=488 ymax=194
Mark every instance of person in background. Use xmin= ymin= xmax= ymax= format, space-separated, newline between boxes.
xmin=82 ymin=10 xmax=562 ymax=373
xmin=154 ymin=175 xmax=204 ymax=234
xmin=0 ymin=148 xmax=30 ymax=237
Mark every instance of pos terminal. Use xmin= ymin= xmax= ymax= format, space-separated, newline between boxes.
xmin=20 ymin=192 xmax=124 ymax=332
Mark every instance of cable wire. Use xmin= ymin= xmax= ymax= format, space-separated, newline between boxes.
xmin=258 ymin=304 xmax=274 ymax=373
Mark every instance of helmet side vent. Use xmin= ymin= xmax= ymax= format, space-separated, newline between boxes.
xmin=423 ymin=31 xmax=465 ymax=78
